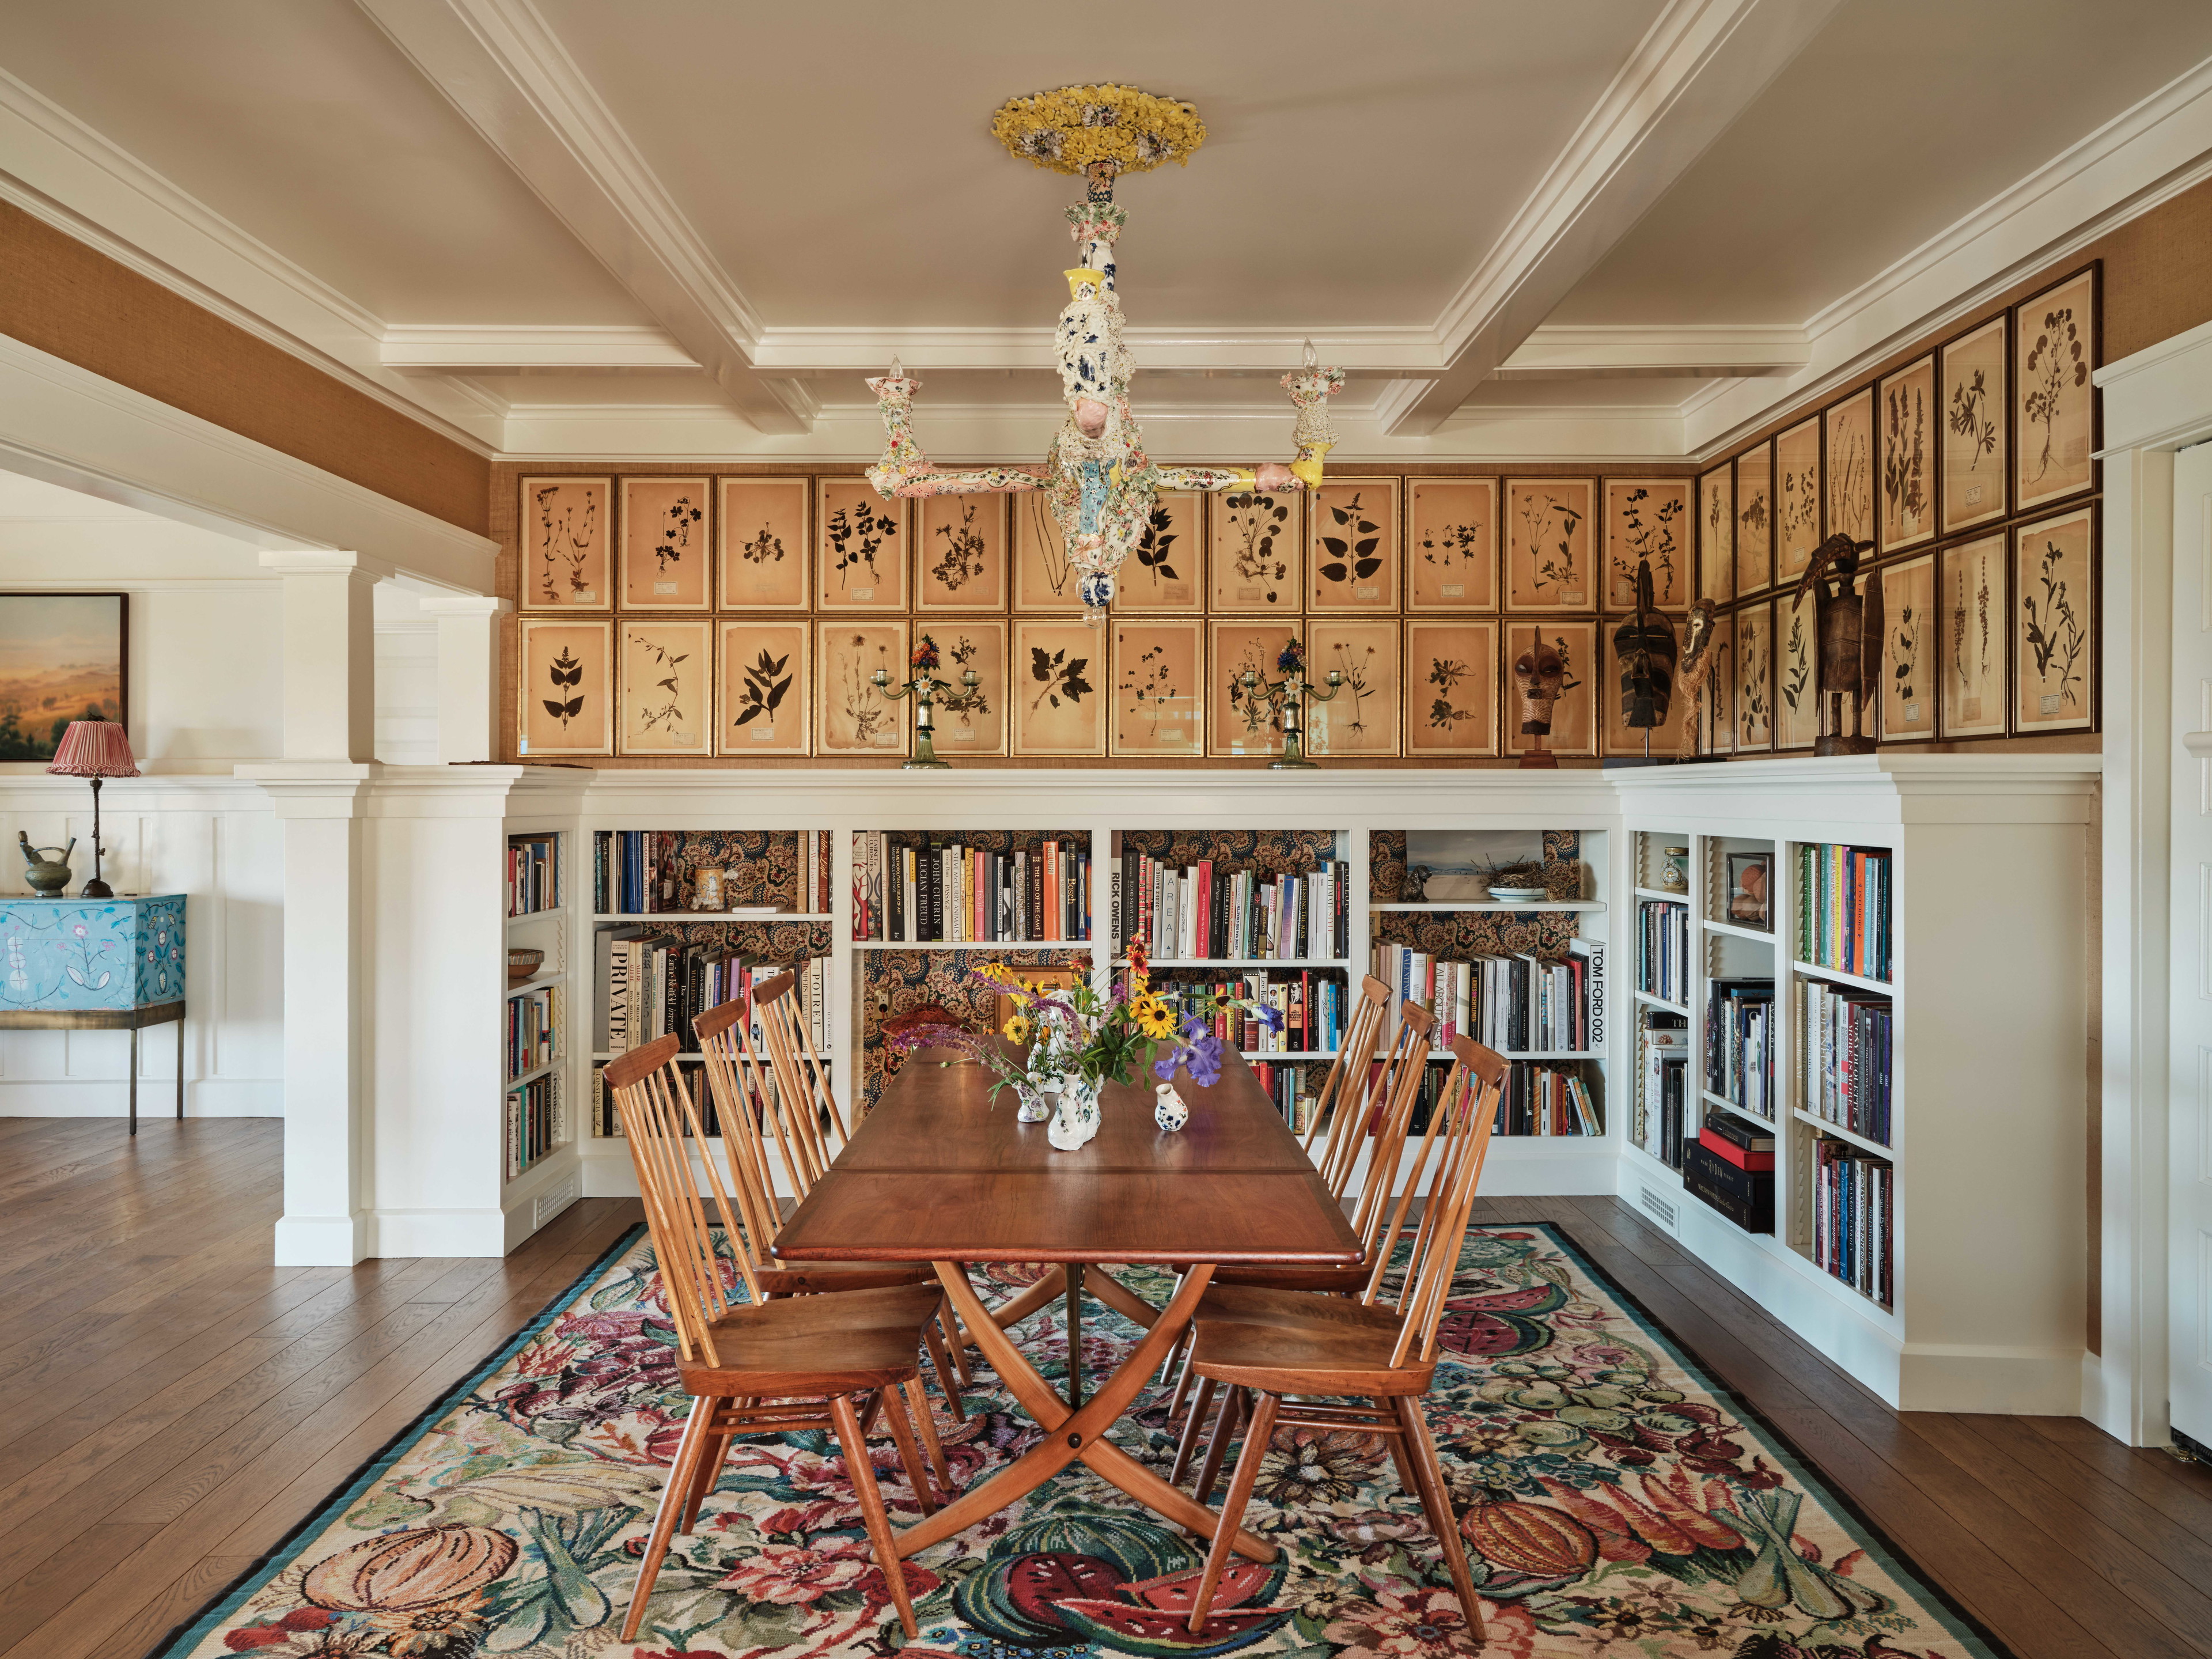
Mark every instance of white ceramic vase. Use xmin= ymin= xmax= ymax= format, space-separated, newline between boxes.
xmin=1154 ymin=1081 xmax=1189 ymax=1132
xmin=1048 ymin=1077 xmax=1101 ymax=1151
xmin=1017 ymin=1074 xmax=1059 ymax=1123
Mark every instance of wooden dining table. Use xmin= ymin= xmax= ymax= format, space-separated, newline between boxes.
xmin=772 ymin=1048 xmax=1362 ymax=1564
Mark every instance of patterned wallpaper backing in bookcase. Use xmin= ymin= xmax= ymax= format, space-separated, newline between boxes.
xmin=1368 ymin=828 xmax=1582 ymax=902
xmin=1120 ymin=829 xmax=1340 ymax=876
xmin=859 ymin=948 xmax=1084 ymax=1114
xmin=624 ymin=831 xmax=804 ymax=913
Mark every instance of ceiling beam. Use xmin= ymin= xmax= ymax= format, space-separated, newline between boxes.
xmin=1495 ymin=324 xmax=1807 ymax=380
xmin=1382 ymin=0 xmax=1846 ymax=437
xmin=380 ymin=324 xmax=698 ymax=370
xmin=353 ymin=0 xmax=811 ymax=433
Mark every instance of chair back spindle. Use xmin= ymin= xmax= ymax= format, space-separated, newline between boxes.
xmin=752 ymin=971 xmax=845 ymax=1191
xmin=1302 ymin=975 xmax=1391 ymax=1176
xmin=1384 ymin=1036 xmax=1506 ymax=1369
xmin=695 ymin=997 xmax=790 ymax=1260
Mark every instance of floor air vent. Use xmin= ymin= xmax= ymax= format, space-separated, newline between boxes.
xmin=534 ymin=1175 xmax=578 ymax=1232
xmin=1638 ymin=1186 xmax=1677 ymax=1229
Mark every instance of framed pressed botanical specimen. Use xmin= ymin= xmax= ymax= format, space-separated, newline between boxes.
xmin=717 ymin=477 xmax=808 ymax=611
xmin=520 ymin=476 xmax=610 ymax=609
xmin=914 ymin=620 xmax=1007 ymax=756
xmin=915 ymin=493 xmax=1009 ymax=613
xmin=815 ymin=479 xmax=908 ymax=611
xmin=1696 ymin=464 xmax=1732 ymax=603
xmin=1602 ymin=479 xmax=1688 ymax=609
xmin=1208 ymin=490 xmax=1301 ymax=612
xmin=1733 ymin=445 xmax=1772 ymax=598
xmin=1209 ymin=620 xmax=1300 ymax=757
xmin=1306 ymin=479 xmax=1400 ymax=611
xmin=716 ymin=619 xmax=809 ymax=755
xmin=1774 ymin=418 xmax=1821 ymax=582
xmin=1014 ymin=620 xmax=1107 ymax=755
xmin=1503 ymin=478 xmax=1594 ymax=611
xmin=1775 ymin=586 xmax=1820 ymax=749
xmin=816 ymin=621 xmax=909 ymax=756
xmin=619 ymin=476 xmax=710 ymax=609
xmin=618 ymin=619 xmax=713 ymax=757
xmin=517 ymin=619 xmax=611 ymax=757
xmin=1404 ymin=619 xmax=1498 ymax=757
xmin=1407 ymin=478 xmax=1497 ymax=611
xmin=1012 ymin=491 xmax=1085 ymax=612
xmin=2013 ymin=507 xmax=2095 ymax=733
xmin=1700 ymin=613 xmax=1734 ymax=756
xmin=1940 ymin=315 xmax=2008 ymax=535
xmin=1938 ymin=534 xmax=2006 ymax=738
xmin=1305 ymin=619 xmax=1401 ymax=757
xmin=1733 ymin=603 xmax=1773 ymax=753
xmin=1877 ymin=355 xmax=1937 ymax=555
xmin=1504 ymin=620 xmax=1596 ymax=758
xmin=1110 ymin=619 xmax=1203 ymax=757
xmin=1876 ymin=554 xmax=1936 ymax=742
xmin=1600 ymin=617 xmax=1685 ymax=757
xmin=1113 ymin=490 xmax=1203 ymax=612
xmin=1825 ymin=388 xmax=1875 ymax=551
xmin=2014 ymin=266 xmax=2096 ymax=514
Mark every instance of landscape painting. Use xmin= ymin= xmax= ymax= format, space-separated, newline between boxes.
xmin=0 ymin=593 xmax=126 ymax=762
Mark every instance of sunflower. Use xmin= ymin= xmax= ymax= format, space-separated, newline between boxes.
xmin=1003 ymin=1013 xmax=1032 ymax=1044
xmin=1132 ymin=997 xmax=1178 ymax=1039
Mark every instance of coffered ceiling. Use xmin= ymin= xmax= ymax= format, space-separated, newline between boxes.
xmin=2 ymin=0 xmax=2209 ymax=466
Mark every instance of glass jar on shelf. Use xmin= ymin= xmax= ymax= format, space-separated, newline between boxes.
xmin=1659 ymin=846 xmax=1689 ymax=895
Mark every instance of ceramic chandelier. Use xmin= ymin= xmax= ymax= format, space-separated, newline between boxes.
xmin=866 ymin=84 xmax=1343 ymax=617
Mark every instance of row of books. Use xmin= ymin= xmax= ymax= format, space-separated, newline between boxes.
xmin=1153 ymin=971 xmax=1345 ymax=1055
xmin=1813 ymin=1138 xmax=1895 ymax=1304
xmin=1705 ymin=977 xmax=1776 ymax=1120
xmin=1372 ymin=941 xmax=1601 ymax=1055
xmin=1635 ymin=1016 xmax=1690 ymax=1167
xmin=1637 ymin=899 xmax=1690 ymax=1006
xmin=1682 ymin=1112 xmax=1775 ymax=1233
xmin=1799 ymin=843 xmax=1893 ymax=982
xmin=507 ymin=984 xmax=561 ymax=1082
xmin=507 ymin=832 xmax=562 ymax=918
xmin=1251 ymin=1058 xmax=1320 ymax=1134
xmin=596 ymin=929 xmax=831 ymax=1055
xmin=853 ymin=834 xmax=1090 ymax=944
xmin=1801 ymin=979 xmax=1893 ymax=1146
xmin=593 ymin=830 xmax=831 ymax=917
xmin=1493 ymin=1063 xmax=1603 ymax=1137
xmin=1118 ymin=853 xmax=1350 ymax=963
xmin=505 ymin=1070 xmax=562 ymax=1181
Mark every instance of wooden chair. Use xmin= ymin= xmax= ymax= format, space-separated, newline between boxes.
xmin=607 ymin=1033 xmax=945 ymax=1642
xmin=1172 ymin=1037 xmax=1508 ymax=1642
xmin=1301 ymin=974 xmax=1393 ymax=1193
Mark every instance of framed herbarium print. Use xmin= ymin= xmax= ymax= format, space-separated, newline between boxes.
xmin=2014 ymin=266 xmax=2096 ymax=514
xmin=916 ymin=493 xmax=1009 ymax=613
xmin=1114 ymin=490 xmax=1203 ymax=612
xmin=1405 ymin=619 xmax=1497 ymax=757
xmin=1504 ymin=620 xmax=1595 ymax=759
xmin=1110 ymin=619 xmax=1203 ymax=757
xmin=1734 ymin=604 xmax=1773 ymax=753
xmin=1305 ymin=619 xmax=1401 ymax=757
xmin=1774 ymin=417 xmax=1821 ymax=582
xmin=815 ymin=479 xmax=908 ymax=611
xmin=1014 ymin=620 xmax=1106 ymax=755
xmin=1210 ymin=620 xmax=1300 ymax=757
xmin=1877 ymin=555 xmax=1936 ymax=742
xmin=1699 ymin=613 xmax=1734 ymax=756
xmin=717 ymin=619 xmax=809 ymax=755
xmin=1503 ymin=478 xmax=1594 ymax=611
xmin=1733 ymin=446 xmax=1771 ymax=598
xmin=517 ymin=619 xmax=612 ymax=757
xmin=618 ymin=619 xmax=713 ymax=757
xmin=1012 ymin=492 xmax=1085 ymax=612
xmin=520 ymin=476 xmax=609 ymax=609
xmin=1825 ymin=388 xmax=1875 ymax=551
xmin=1307 ymin=479 xmax=1400 ymax=611
xmin=2013 ymin=507 xmax=2095 ymax=733
xmin=1602 ymin=479 xmax=1687 ymax=610
xmin=717 ymin=477 xmax=808 ymax=611
xmin=1939 ymin=535 xmax=2006 ymax=738
xmin=1940 ymin=315 xmax=2008 ymax=535
xmin=1599 ymin=617 xmax=1685 ymax=757
xmin=1209 ymin=490 xmax=1301 ymax=612
xmin=1775 ymin=586 xmax=1820 ymax=749
xmin=816 ymin=621 xmax=909 ymax=756
xmin=1696 ymin=464 xmax=1732 ymax=603
xmin=1407 ymin=478 xmax=1496 ymax=611
xmin=619 ymin=476 xmax=710 ymax=609
xmin=1877 ymin=355 xmax=1937 ymax=555
xmin=915 ymin=620 xmax=1007 ymax=757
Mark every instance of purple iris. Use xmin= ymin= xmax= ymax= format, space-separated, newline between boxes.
xmin=1158 ymin=1014 xmax=1226 ymax=1088
xmin=1255 ymin=1003 xmax=1285 ymax=1032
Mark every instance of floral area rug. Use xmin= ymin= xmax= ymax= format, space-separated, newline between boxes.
xmin=158 ymin=1225 xmax=2008 ymax=1659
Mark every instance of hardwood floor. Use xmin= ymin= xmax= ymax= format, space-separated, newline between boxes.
xmin=0 ymin=1122 xmax=2205 ymax=1659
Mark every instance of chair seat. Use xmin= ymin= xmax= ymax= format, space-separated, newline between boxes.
xmin=1187 ymin=1315 xmax=1437 ymax=1397
xmin=755 ymin=1260 xmax=935 ymax=1295
xmin=1196 ymin=1281 xmax=1404 ymax=1334
xmin=680 ymin=1282 xmax=941 ymax=1395
xmin=1211 ymin=1261 xmax=1371 ymax=1293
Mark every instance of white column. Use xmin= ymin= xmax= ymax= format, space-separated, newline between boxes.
xmin=259 ymin=550 xmax=387 ymax=762
xmin=419 ymin=594 xmax=510 ymax=764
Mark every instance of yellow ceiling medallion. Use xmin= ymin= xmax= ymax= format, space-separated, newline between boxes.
xmin=990 ymin=84 xmax=1206 ymax=176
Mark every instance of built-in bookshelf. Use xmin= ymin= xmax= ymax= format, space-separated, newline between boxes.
xmin=505 ymin=829 xmax=570 ymax=1190
xmin=851 ymin=830 xmax=1092 ymax=945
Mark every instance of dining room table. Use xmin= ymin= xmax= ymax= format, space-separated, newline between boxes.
xmin=771 ymin=1047 xmax=1363 ymax=1565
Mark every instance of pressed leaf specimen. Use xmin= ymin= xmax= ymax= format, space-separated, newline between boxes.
xmin=825 ymin=502 xmax=900 ymax=589
xmin=838 ymin=635 xmax=893 ymax=745
xmin=1780 ymin=458 xmax=1819 ymax=547
xmin=1329 ymin=640 xmax=1380 ymax=737
xmin=1891 ymin=600 xmax=1921 ymax=706
xmin=1882 ymin=381 xmax=1929 ymax=539
xmin=1519 ymin=490 xmax=1584 ymax=596
xmin=2022 ymin=540 xmax=2087 ymax=711
xmin=740 ymin=520 xmax=786 ymax=566
xmin=1119 ymin=643 xmax=1180 ymax=738
xmin=1611 ymin=487 xmax=1680 ymax=597
xmin=929 ymin=499 xmax=988 ymax=593
xmin=2024 ymin=306 xmax=2089 ymax=485
xmin=1028 ymin=645 xmax=1092 ymax=712
xmin=1426 ymin=656 xmax=1482 ymax=731
xmin=533 ymin=485 xmax=597 ymax=602
xmin=1831 ymin=426 xmax=1871 ymax=543
xmin=625 ymin=631 xmax=690 ymax=732
xmin=541 ymin=645 xmax=585 ymax=728
xmin=1318 ymin=492 xmax=1383 ymax=586
xmin=652 ymin=496 xmax=702 ymax=574
xmin=941 ymin=633 xmax=992 ymax=727
xmin=1134 ymin=503 xmax=1179 ymax=583
xmin=1221 ymin=490 xmax=1291 ymax=603
xmin=1418 ymin=516 xmax=1483 ymax=571
xmin=731 ymin=647 xmax=792 ymax=729
xmin=1949 ymin=369 xmax=1998 ymax=472
xmin=1782 ymin=612 xmax=1810 ymax=715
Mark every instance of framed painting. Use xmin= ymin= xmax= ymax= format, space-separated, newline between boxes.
xmin=1013 ymin=620 xmax=1106 ymax=755
xmin=1941 ymin=315 xmax=2008 ymax=534
xmin=1305 ymin=619 xmax=1402 ymax=757
xmin=1504 ymin=620 xmax=1596 ymax=759
xmin=1110 ymin=619 xmax=1204 ymax=757
xmin=617 ymin=619 xmax=713 ymax=757
xmin=1938 ymin=535 xmax=2007 ymax=739
xmin=1114 ymin=490 xmax=1203 ymax=612
xmin=716 ymin=477 xmax=808 ymax=611
xmin=2014 ymin=266 xmax=2097 ymax=513
xmin=2013 ymin=507 xmax=2096 ymax=733
xmin=1599 ymin=618 xmax=1685 ymax=757
xmin=816 ymin=622 xmax=909 ymax=756
xmin=1734 ymin=603 xmax=1773 ymax=753
xmin=1208 ymin=489 xmax=1302 ymax=612
xmin=516 ymin=618 xmax=611 ymax=758
xmin=1307 ymin=478 xmax=1400 ymax=611
xmin=519 ymin=476 xmax=609 ymax=609
xmin=914 ymin=620 xmax=1007 ymax=757
xmin=1602 ymin=478 xmax=1688 ymax=610
xmin=1877 ymin=554 xmax=1936 ymax=742
xmin=1696 ymin=464 xmax=1732 ymax=603
xmin=1504 ymin=477 xmax=1594 ymax=611
xmin=1878 ymin=355 xmax=1937 ymax=555
xmin=619 ymin=476 xmax=710 ymax=609
xmin=1407 ymin=478 xmax=1497 ymax=611
xmin=0 ymin=592 xmax=127 ymax=761
xmin=1209 ymin=620 xmax=1301 ymax=757
xmin=815 ymin=479 xmax=908 ymax=611
xmin=1775 ymin=586 xmax=1820 ymax=749
xmin=716 ymin=619 xmax=808 ymax=755
xmin=1825 ymin=389 xmax=1875 ymax=550
xmin=1733 ymin=445 xmax=1772 ymax=597
xmin=916 ymin=493 xmax=1009 ymax=612
xmin=1699 ymin=613 xmax=1735 ymax=756
xmin=1012 ymin=492 xmax=1085 ymax=612
xmin=1774 ymin=417 xmax=1821 ymax=582
xmin=1404 ymin=619 xmax=1497 ymax=757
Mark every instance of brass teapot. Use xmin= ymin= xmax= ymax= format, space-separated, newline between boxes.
xmin=18 ymin=832 xmax=75 ymax=896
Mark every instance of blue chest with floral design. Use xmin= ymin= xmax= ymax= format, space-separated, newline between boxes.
xmin=0 ymin=895 xmax=186 ymax=1012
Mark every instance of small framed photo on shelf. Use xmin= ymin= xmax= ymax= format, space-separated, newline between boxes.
xmin=1726 ymin=851 xmax=1771 ymax=932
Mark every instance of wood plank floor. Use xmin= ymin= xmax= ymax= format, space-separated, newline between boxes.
xmin=1 ymin=1123 xmax=2207 ymax=1659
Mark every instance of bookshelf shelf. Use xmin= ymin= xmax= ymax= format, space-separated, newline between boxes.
xmin=1238 ymin=1050 xmax=1336 ymax=1061
xmin=506 ymin=972 xmax=566 ymax=999
xmin=507 ymin=1057 xmax=559 ymax=1089
xmin=1632 ymin=886 xmax=1688 ymax=903
xmin=1793 ymin=960 xmax=1892 ymax=993
xmin=593 ymin=911 xmax=834 ymax=923
xmin=1793 ymin=1107 xmax=1891 ymax=1157
xmin=1139 ymin=956 xmax=1349 ymax=970
xmin=854 ymin=938 xmax=1093 ymax=952
xmin=507 ymin=907 xmax=564 ymax=927
xmin=1701 ymin=1089 xmax=1775 ymax=1131
xmin=1633 ymin=989 xmax=1688 ymax=1014
xmin=1701 ymin=918 xmax=1777 ymax=945
xmin=1371 ymin=900 xmax=1605 ymax=914
xmin=1786 ymin=1238 xmax=1896 ymax=1314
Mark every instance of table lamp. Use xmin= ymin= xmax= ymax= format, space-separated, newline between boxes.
xmin=46 ymin=719 xmax=139 ymax=899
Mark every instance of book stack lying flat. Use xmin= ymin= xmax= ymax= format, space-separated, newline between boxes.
xmin=1681 ymin=1109 xmax=1775 ymax=1233
xmin=1371 ymin=938 xmax=1602 ymax=1054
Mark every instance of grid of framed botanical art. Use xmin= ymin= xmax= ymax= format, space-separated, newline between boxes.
xmin=1694 ymin=262 xmax=2100 ymax=753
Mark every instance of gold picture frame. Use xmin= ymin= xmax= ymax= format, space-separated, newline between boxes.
xmin=1877 ymin=356 xmax=1937 ymax=555
xmin=517 ymin=618 xmax=612 ymax=757
xmin=1940 ymin=315 xmax=2008 ymax=535
xmin=519 ymin=476 xmax=610 ymax=610
xmin=915 ymin=493 xmax=1010 ymax=613
xmin=617 ymin=619 xmax=713 ymax=756
xmin=1602 ymin=478 xmax=1688 ymax=611
xmin=1113 ymin=490 xmax=1204 ymax=613
xmin=717 ymin=477 xmax=809 ymax=611
xmin=1013 ymin=619 xmax=1107 ymax=755
xmin=916 ymin=619 xmax=1009 ymax=757
xmin=1407 ymin=478 xmax=1497 ymax=611
xmin=1305 ymin=618 xmax=1402 ymax=757
xmin=1404 ymin=619 xmax=1498 ymax=757
xmin=619 ymin=476 xmax=711 ymax=610
xmin=2014 ymin=266 xmax=2097 ymax=514
xmin=1876 ymin=554 xmax=1936 ymax=741
xmin=1109 ymin=618 xmax=1204 ymax=756
xmin=1696 ymin=464 xmax=1732 ymax=604
xmin=716 ymin=619 xmax=809 ymax=755
xmin=1938 ymin=534 xmax=2006 ymax=738
xmin=1306 ymin=478 xmax=1400 ymax=611
xmin=2013 ymin=507 xmax=2095 ymax=733
xmin=1504 ymin=620 xmax=1596 ymax=759
xmin=816 ymin=620 xmax=910 ymax=755
xmin=1774 ymin=417 xmax=1821 ymax=582
xmin=815 ymin=479 xmax=908 ymax=611
xmin=1733 ymin=446 xmax=1772 ymax=599
xmin=1503 ymin=478 xmax=1595 ymax=611
xmin=1207 ymin=490 xmax=1302 ymax=612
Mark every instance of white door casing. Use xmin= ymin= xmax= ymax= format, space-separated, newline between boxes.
xmin=2172 ymin=439 xmax=2212 ymax=1452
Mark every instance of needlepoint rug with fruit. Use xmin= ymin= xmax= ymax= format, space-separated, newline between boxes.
xmin=157 ymin=1225 xmax=2006 ymax=1659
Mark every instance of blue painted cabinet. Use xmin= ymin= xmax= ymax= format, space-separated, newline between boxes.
xmin=0 ymin=895 xmax=187 ymax=1012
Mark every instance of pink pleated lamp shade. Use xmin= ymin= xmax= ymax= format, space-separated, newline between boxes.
xmin=46 ymin=719 xmax=141 ymax=779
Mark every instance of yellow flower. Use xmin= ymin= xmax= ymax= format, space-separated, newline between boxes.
xmin=1132 ymin=998 xmax=1177 ymax=1039
xmin=1003 ymin=1014 xmax=1032 ymax=1044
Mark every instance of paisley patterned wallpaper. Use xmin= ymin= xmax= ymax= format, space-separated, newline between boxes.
xmin=859 ymin=947 xmax=1085 ymax=1112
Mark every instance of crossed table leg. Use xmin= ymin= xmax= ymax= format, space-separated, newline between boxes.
xmin=889 ymin=1262 xmax=1274 ymax=1565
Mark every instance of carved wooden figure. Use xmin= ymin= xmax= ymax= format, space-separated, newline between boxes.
xmin=1513 ymin=637 xmax=1566 ymax=768
xmin=1793 ymin=533 xmax=1881 ymax=755
xmin=1611 ymin=560 xmax=1678 ymax=755
xmin=1674 ymin=601 xmax=1721 ymax=759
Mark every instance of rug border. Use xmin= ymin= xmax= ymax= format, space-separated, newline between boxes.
xmin=145 ymin=1222 xmax=650 ymax=1659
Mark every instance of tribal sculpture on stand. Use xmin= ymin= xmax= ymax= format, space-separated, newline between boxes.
xmin=1513 ymin=637 xmax=1566 ymax=768
xmin=865 ymin=85 xmax=1343 ymax=617
xmin=1610 ymin=560 xmax=1679 ymax=762
xmin=1793 ymin=533 xmax=1881 ymax=755
xmin=1673 ymin=601 xmax=1721 ymax=759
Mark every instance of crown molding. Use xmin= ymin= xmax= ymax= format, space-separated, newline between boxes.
xmin=378 ymin=324 xmax=698 ymax=369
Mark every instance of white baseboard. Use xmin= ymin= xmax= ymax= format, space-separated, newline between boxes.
xmin=274 ymin=1209 xmax=366 ymax=1266
xmin=0 ymin=1078 xmax=280 ymax=1116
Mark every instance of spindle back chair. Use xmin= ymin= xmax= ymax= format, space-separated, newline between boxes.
xmin=1301 ymin=974 xmax=1392 ymax=1196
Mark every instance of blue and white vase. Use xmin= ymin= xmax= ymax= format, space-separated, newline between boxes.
xmin=1154 ymin=1081 xmax=1189 ymax=1132
xmin=1048 ymin=1077 xmax=1101 ymax=1151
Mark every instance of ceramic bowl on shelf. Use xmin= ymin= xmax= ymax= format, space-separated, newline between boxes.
xmin=507 ymin=947 xmax=545 ymax=986
xmin=1488 ymin=885 xmax=1546 ymax=904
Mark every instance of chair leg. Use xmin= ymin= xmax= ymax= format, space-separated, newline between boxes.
xmin=677 ymin=1420 xmax=734 ymax=1533
xmin=923 ymin=1310 xmax=968 ymax=1422
xmin=1185 ymin=1392 xmax=1279 ymax=1634
xmin=878 ymin=1380 xmax=938 ymax=1515
xmin=1169 ymin=1376 xmax=1217 ymax=1486
xmin=1372 ymin=1395 xmax=1420 ymax=1496
xmin=1393 ymin=1395 xmax=1486 ymax=1645
xmin=941 ymin=1302 xmax=974 ymax=1388
xmin=1195 ymin=1385 xmax=1247 ymax=1506
xmin=903 ymin=1375 xmax=950 ymax=1491
xmin=620 ymin=1392 xmax=721 ymax=1642
xmin=831 ymin=1391 xmax=919 ymax=1641
xmin=1166 ymin=1336 xmax=1200 ymax=1421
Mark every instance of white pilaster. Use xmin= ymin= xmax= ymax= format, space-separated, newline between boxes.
xmin=257 ymin=550 xmax=388 ymax=762
xmin=419 ymin=595 xmax=509 ymax=764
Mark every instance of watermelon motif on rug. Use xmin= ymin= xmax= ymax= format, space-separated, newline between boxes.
xmin=158 ymin=1225 xmax=2006 ymax=1659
